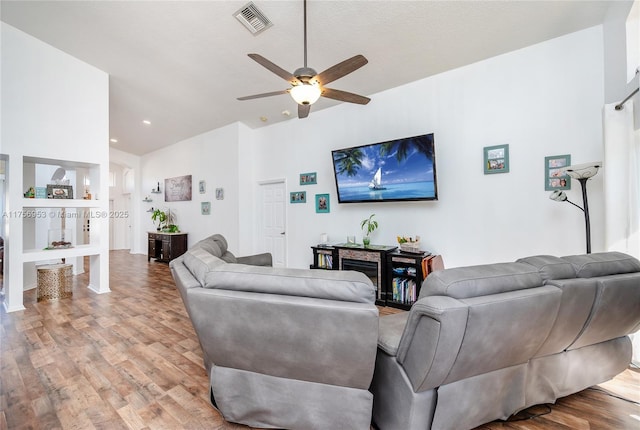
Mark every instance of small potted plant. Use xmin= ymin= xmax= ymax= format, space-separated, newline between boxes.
xmin=360 ymin=214 xmax=378 ymax=248
xmin=151 ymin=208 xmax=166 ymax=231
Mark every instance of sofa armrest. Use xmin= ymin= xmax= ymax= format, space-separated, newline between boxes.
xmin=397 ymin=296 xmax=468 ymax=391
xmin=236 ymin=252 xmax=273 ymax=267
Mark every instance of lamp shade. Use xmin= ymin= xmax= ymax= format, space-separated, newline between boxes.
xmin=549 ymin=190 xmax=568 ymax=202
xmin=290 ymin=83 xmax=321 ymax=105
xmin=563 ymin=162 xmax=602 ymax=179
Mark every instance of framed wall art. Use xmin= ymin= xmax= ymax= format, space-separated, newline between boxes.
xmin=199 ymin=180 xmax=206 ymax=194
xmin=545 ymin=154 xmax=571 ymax=190
xmin=47 ymin=184 xmax=73 ymax=199
xmin=300 ymin=172 xmax=317 ymax=185
xmin=290 ymin=191 xmax=306 ymax=203
xmin=215 ymin=188 xmax=224 ymax=200
xmin=201 ymin=201 xmax=211 ymax=215
xmin=165 ymin=175 xmax=192 ymax=202
xmin=315 ymin=193 xmax=330 ymax=213
xmin=483 ymin=144 xmax=509 ymax=174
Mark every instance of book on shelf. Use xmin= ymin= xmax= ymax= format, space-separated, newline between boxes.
xmin=392 ymin=277 xmax=417 ymax=304
xmin=318 ymin=253 xmax=333 ymax=269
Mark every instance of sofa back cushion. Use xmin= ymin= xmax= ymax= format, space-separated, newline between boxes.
xmin=420 ymin=262 xmax=542 ymax=300
xmin=182 ymin=248 xmax=226 ymax=286
xmin=203 ymin=264 xmax=375 ymax=304
xmin=190 ymin=234 xmax=237 ymax=263
xmin=568 ymin=272 xmax=640 ymax=350
xmin=561 ymin=252 xmax=640 ymax=278
xmin=516 ymin=255 xmax=576 ymax=281
xmin=399 ymin=286 xmax=562 ymax=392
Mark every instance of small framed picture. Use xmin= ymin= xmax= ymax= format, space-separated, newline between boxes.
xmin=215 ymin=188 xmax=224 ymax=200
xmin=545 ymin=154 xmax=571 ymax=190
xmin=484 ymin=144 xmax=509 ymax=174
xmin=315 ymin=193 xmax=330 ymax=213
xmin=47 ymin=184 xmax=73 ymax=199
xmin=199 ymin=180 xmax=206 ymax=194
xmin=290 ymin=191 xmax=306 ymax=203
xmin=300 ymin=172 xmax=317 ymax=185
xmin=201 ymin=202 xmax=211 ymax=215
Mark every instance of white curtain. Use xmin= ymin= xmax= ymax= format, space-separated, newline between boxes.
xmin=603 ymin=100 xmax=640 ymax=366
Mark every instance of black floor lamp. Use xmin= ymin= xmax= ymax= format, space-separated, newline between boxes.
xmin=549 ymin=162 xmax=601 ymax=254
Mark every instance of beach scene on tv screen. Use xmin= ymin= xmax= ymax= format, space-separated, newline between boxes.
xmin=332 ymin=134 xmax=436 ymax=202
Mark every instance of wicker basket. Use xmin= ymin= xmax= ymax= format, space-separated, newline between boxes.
xmin=399 ymin=242 xmax=421 ymax=253
xmin=37 ymin=263 xmax=72 ymax=302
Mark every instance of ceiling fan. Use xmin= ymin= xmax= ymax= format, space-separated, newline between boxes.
xmin=237 ymin=0 xmax=371 ymax=119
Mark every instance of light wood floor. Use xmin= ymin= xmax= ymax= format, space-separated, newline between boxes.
xmin=1 ymin=250 xmax=638 ymax=429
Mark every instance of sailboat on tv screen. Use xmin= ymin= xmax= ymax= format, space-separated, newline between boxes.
xmin=368 ymin=167 xmax=386 ymax=190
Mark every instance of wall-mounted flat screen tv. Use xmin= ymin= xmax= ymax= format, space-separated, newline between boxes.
xmin=331 ymin=133 xmax=437 ymax=203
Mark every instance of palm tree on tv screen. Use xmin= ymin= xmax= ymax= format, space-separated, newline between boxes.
xmin=334 ymin=135 xmax=434 ymax=178
xmin=334 ymin=148 xmax=364 ymax=177
xmin=380 ymin=136 xmax=434 ymax=163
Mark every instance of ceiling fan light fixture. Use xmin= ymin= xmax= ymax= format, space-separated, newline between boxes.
xmin=290 ymin=82 xmax=321 ymax=105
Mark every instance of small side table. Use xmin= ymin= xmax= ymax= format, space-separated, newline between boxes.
xmin=37 ymin=263 xmax=72 ymax=302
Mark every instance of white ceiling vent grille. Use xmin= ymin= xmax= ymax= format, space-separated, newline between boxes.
xmin=234 ymin=2 xmax=273 ymax=35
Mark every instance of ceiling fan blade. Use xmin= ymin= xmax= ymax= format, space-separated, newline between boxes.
xmin=298 ymin=104 xmax=311 ymax=119
xmin=237 ymin=89 xmax=289 ymax=101
xmin=321 ymin=88 xmax=370 ymax=105
xmin=315 ymin=55 xmax=368 ymax=86
xmin=248 ymin=54 xmax=297 ymax=83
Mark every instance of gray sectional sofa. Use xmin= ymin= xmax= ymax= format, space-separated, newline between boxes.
xmin=170 ymin=235 xmax=640 ymax=430
xmin=371 ymin=251 xmax=640 ymax=430
xmin=169 ymin=234 xmax=379 ymax=430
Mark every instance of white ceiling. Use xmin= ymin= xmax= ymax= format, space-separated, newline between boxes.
xmin=1 ymin=1 xmax=622 ymax=155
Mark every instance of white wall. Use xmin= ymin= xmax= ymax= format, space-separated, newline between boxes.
xmin=603 ymin=0 xmax=639 ymax=128
xmin=110 ymin=147 xmax=143 ymax=253
xmin=138 ymin=123 xmax=242 ymax=253
xmin=246 ymin=26 xmax=606 ymax=269
xmin=140 ymin=26 xmax=606 ymax=269
xmin=1 ymin=23 xmax=109 ymax=311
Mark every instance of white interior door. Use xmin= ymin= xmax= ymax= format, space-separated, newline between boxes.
xmin=260 ymin=181 xmax=286 ymax=267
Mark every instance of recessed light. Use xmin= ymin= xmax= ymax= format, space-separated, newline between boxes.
xmin=260 ymin=116 xmax=268 ymax=122
xmin=142 ymin=120 xmax=151 ymax=125
xmin=110 ymin=138 xmax=118 ymax=143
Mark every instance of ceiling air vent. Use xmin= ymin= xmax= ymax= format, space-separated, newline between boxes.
xmin=234 ymin=2 xmax=273 ymax=35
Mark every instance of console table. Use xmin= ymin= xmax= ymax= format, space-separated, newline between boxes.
xmin=311 ymin=244 xmax=441 ymax=309
xmin=148 ymin=232 xmax=188 ymax=263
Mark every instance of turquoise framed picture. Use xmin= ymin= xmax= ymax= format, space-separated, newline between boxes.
xmin=545 ymin=154 xmax=571 ymax=191
xmin=300 ymin=172 xmax=317 ymax=185
xmin=484 ymin=144 xmax=509 ymax=174
xmin=315 ymin=193 xmax=330 ymax=213
xmin=290 ymin=191 xmax=306 ymax=203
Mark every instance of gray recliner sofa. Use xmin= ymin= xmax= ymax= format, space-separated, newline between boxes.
xmin=169 ymin=234 xmax=379 ymax=430
xmin=370 ymin=251 xmax=640 ymax=430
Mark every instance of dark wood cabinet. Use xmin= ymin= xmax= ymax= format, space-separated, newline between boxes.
xmin=311 ymin=245 xmax=443 ymax=310
xmin=386 ymin=251 xmax=431 ymax=310
xmin=148 ymin=232 xmax=188 ymax=263
xmin=310 ymin=246 xmax=339 ymax=270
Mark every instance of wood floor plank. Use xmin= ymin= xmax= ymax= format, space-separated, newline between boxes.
xmin=1 ymin=250 xmax=638 ymax=429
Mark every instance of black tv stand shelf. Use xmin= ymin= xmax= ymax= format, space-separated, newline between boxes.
xmin=311 ymin=244 xmax=441 ymax=309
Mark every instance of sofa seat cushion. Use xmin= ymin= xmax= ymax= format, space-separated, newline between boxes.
xmin=203 ymin=264 xmax=376 ymax=304
xmin=420 ymin=262 xmax=542 ymax=299
xmin=182 ymin=248 xmax=226 ymax=286
xmin=378 ymin=312 xmax=409 ymax=356
xmin=562 ymin=252 xmax=640 ymax=278
xmin=516 ymin=255 xmax=576 ymax=281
